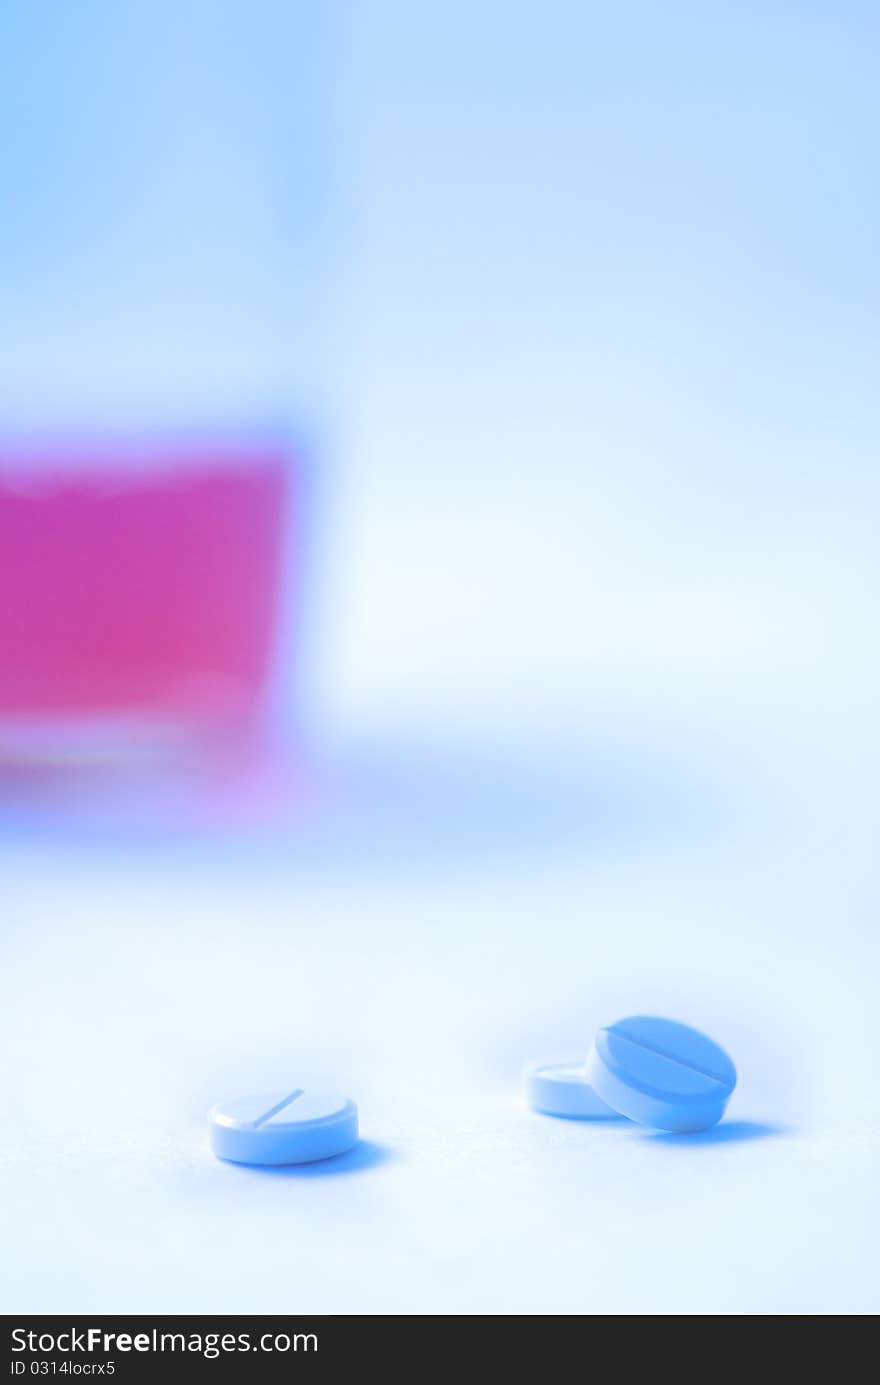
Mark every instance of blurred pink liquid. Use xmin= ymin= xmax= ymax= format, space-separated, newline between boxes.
xmin=0 ymin=444 xmax=288 ymax=736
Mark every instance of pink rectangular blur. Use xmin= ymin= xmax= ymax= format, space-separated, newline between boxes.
xmin=0 ymin=442 xmax=289 ymax=733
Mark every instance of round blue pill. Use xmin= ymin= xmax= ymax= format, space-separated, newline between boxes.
xmin=209 ymin=1088 xmax=359 ymax=1165
xmin=525 ymin=1060 xmax=624 ymax=1119
xmin=586 ymin=1016 xmax=736 ymax=1133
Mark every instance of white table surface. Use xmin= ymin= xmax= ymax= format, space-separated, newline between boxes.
xmin=2 ymin=717 xmax=877 ymax=1316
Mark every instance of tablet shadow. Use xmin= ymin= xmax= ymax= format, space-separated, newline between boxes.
xmin=240 ymin=1139 xmax=396 ymax=1178
xmin=643 ymin=1120 xmax=791 ymax=1147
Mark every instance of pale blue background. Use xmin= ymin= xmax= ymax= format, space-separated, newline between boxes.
xmin=1 ymin=2 xmax=879 ymax=1314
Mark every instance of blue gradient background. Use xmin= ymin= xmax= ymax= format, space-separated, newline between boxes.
xmin=1 ymin=2 xmax=878 ymax=1314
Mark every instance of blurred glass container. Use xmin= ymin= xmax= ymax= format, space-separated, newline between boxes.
xmin=0 ymin=2 xmax=334 ymax=770
xmin=0 ymin=436 xmax=291 ymax=766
